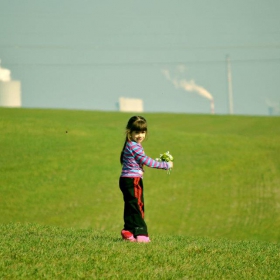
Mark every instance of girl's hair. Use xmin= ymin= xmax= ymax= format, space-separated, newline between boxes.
xmin=120 ymin=116 xmax=147 ymax=164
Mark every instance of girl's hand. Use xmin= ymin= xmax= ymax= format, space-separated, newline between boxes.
xmin=168 ymin=161 xmax=173 ymax=169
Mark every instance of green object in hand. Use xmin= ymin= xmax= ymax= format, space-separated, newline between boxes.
xmin=156 ymin=151 xmax=174 ymax=162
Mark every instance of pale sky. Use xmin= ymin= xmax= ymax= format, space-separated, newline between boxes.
xmin=0 ymin=0 xmax=280 ymax=115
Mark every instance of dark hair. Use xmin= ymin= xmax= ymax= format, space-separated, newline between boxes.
xmin=120 ymin=116 xmax=147 ymax=164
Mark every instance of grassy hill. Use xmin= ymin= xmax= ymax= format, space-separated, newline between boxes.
xmin=1 ymin=108 xmax=280 ymax=244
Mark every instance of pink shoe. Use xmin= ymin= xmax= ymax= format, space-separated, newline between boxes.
xmin=136 ymin=235 xmax=151 ymax=243
xmin=121 ymin=230 xmax=136 ymax=242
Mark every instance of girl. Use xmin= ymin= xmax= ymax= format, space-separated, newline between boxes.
xmin=119 ymin=116 xmax=173 ymax=243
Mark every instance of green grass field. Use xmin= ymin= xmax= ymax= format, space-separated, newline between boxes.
xmin=1 ymin=108 xmax=280 ymax=279
xmin=1 ymin=223 xmax=279 ymax=279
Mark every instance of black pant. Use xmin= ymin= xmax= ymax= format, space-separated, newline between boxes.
xmin=119 ymin=177 xmax=148 ymax=236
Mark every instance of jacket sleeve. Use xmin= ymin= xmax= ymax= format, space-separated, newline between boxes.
xmin=131 ymin=143 xmax=169 ymax=170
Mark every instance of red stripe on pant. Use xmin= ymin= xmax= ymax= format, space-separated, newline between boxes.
xmin=133 ymin=177 xmax=144 ymax=218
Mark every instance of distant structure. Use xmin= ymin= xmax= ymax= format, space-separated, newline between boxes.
xmin=0 ymin=60 xmax=21 ymax=107
xmin=266 ymin=99 xmax=280 ymax=116
xmin=226 ymin=55 xmax=234 ymax=114
xmin=118 ymin=97 xmax=143 ymax=112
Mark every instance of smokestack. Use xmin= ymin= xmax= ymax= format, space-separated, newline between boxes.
xmin=210 ymin=99 xmax=215 ymax=114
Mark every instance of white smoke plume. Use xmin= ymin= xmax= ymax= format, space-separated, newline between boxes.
xmin=161 ymin=68 xmax=215 ymax=114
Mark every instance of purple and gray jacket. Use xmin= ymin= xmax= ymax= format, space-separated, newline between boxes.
xmin=120 ymin=141 xmax=170 ymax=178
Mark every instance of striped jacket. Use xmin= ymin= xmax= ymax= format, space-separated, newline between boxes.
xmin=120 ymin=140 xmax=170 ymax=178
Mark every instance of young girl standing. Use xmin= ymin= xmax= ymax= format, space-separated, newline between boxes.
xmin=119 ymin=116 xmax=173 ymax=243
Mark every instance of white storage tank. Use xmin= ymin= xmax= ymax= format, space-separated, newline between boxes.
xmin=0 ymin=61 xmax=21 ymax=107
xmin=119 ymin=97 xmax=143 ymax=112
xmin=0 ymin=81 xmax=21 ymax=107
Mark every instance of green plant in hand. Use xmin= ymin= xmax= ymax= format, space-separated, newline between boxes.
xmin=156 ymin=151 xmax=174 ymax=174
xmin=160 ymin=151 xmax=174 ymax=162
